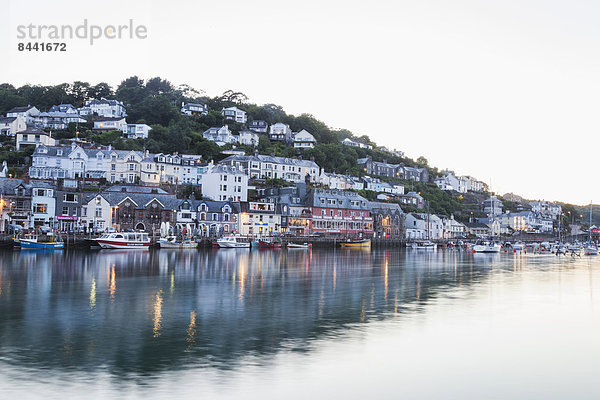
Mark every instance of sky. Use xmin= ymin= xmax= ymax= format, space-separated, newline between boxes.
xmin=1 ymin=0 xmax=599 ymax=205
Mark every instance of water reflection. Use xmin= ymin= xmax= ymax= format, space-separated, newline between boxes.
xmin=0 ymin=248 xmax=596 ymax=382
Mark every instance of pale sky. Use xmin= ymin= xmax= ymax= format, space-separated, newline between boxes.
xmin=2 ymin=0 xmax=599 ymax=205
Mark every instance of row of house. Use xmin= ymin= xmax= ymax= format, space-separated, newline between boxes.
xmin=0 ymin=179 xmax=393 ymax=239
xmin=434 ymin=170 xmax=487 ymax=193
xmin=357 ymin=156 xmax=429 ymax=182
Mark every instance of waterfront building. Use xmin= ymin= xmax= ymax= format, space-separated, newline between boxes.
xmin=463 ymin=221 xmax=491 ymax=238
xmin=175 ymin=199 xmax=238 ymax=237
xmin=30 ymin=181 xmax=56 ymax=229
xmin=305 ymin=189 xmax=373 ymax=236
xmin=258 ymin=183 xmax=311 ymax=236
xmin=237 ymin=201 xmax=282 ymax=236
xmin=368 ymin=201 xmax=404 ymax=239
xmin=529 ymin=201 xmax=562 ymax=220
xmin=405 ymin=213 xmax=428 ymax=240
xmin=0 ymin=178 xmax=32 ymax=231
xmin=54 ymin=179 xmax=83 ymax=232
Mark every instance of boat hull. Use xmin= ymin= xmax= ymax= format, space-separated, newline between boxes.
xmin=218 ymin=242 xmax=250 ymax=248
xmin=158 ymin=242 xmax=197 ymax=249
xmin=340 ymin=239 xmax=371 ymax=248
xmin=287 ymin=243 xmax=312 ymax=249
xmin=95 ymin=239 xmax=150 ymax=249
xmin=20 ymin=240 xmax=64 ymax=250
xmin=473 ymin=245 xmax=501 ymax=253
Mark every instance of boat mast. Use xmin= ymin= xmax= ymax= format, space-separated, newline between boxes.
xmin=589 ymin=201 xmax=593 ymax=245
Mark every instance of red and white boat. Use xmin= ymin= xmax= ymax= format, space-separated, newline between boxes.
xmin=95 ymin=232 xmax=150 ymax=249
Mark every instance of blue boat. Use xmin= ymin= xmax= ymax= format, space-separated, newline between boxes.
xmin=19 ymin=239 xmax=64 ymax=250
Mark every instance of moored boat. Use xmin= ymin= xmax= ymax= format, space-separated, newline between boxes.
xmin=287 ymin=242 xmax=312 ymax=249
xmin=19 ymin=239 xmax=64 ymax=250
xmin=158 ymin=236 xmax=197 ymax=249
xmin=216 ymin=235 xmax=250 ymax=248
xmin=95 ymin=232 xmax=150 ymax=249
xmin=258 ymin=239 xmax=282 ymax=248
xmin=473 ymin=240 xmax=501 ymax=253
xmin=407 ymin=241 xmax=437 ymax=250
xmin=340 ymin=238 xmax=371 ymax=248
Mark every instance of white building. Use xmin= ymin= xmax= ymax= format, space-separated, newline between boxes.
xmin=7 ymin=105 xmax=40 ymax=124
xmin=237 ymin=130 xmax=259 ymax=146
xmin=201 ymin=164 xmax=248 ymax=202
xmin=16 ymin=127 xmax=56 ymax=150
xmin=293 ymin=129 xmax=316 ymax=149
xmin=0 ymin=115 xmax=26 ymax=136
xmin=238 ymin=202 xmax=282 ymax=237
xmin=220 ymin=154 xmax=320 ymax=183
xmin=529 ymin=201 xmax=562 ymax=220
xmin=181 ymin=102 xmax=208 ymax=116
xmin=203 ymin=125 xmax=237 ymax=146
xmin=249 ymin=120 xmax=268 ymax=133
xmin=341 ymin=137 xmax=373 ymax=150
xmin=30 ymin=182 xmax=55 ymax=228
xmin=123 ymin=124 xmax=152 ymax=139
xmin=221 ymin=107 xmax=247 ymax=124
xmin=79 ymin=98 xmax=126 ymax=118
xmin=405 ymin=213 xmax=428 ymax=240
xmin=81 ymin=193 xmax=112 ymax=232
xmin=269 ymin=123 xmax=293 ymax=143
xmin=32 ymin=112 xmax=86 ymax=131
xmin=93 ymin=117 xmax=127 ymax=132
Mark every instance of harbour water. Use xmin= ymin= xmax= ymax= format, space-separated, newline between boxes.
xmin=1 ymin=248 xmax=600 ymax=399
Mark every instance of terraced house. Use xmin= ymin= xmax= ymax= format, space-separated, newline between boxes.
xmin=219 ymin=154 xmax=320 ymax=183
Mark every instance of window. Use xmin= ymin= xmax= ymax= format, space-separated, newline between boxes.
xmin=33 ymin=204 xmax=47 ymax=213
xmin=111 ymin=164 xmax=116 ymax=171
xmin=82 ymin=207 xmax=87 ymax=217
xmin=95 ymin=209 xmax=102 ymax=217
xmin=63 ymin=193 xmax=77 ymax=202
xmin=62 ymin=206 xmax=69 ymax=216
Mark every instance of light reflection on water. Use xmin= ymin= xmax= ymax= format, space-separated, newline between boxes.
xmin=1 ymin=248 xmax=599 ymax=399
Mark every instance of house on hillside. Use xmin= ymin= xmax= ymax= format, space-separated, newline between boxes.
xmin=293 ymin=129 xmax=316 ymax=149
xmin=249 ymin=120 xmax=268 ymax=133
xmin=221 ymin=107 xmax=247 ymax=123
xmin=180 ymin=102 xmax=208 ymax=116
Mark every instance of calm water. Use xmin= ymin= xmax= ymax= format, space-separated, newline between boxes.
xmin=1 ymin=248 xmax=599 ymax=399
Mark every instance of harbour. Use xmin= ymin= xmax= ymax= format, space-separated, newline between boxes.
xmin=1 ymin=248 xmax=600 ymax=399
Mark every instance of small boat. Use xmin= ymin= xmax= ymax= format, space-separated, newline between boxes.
xmin=340 ymin=238 xmax=371 ymax=248
xmin=512 ymin=241 xmax=525 ymax=251
xmin=585 ymin=244 xmax=598 ymax=256
xmin=287 ymin=242 xmax=312 ymax=249
xmin=258 ymin=239 xmax=282 ymax=248
xmin=95 ymin=232 xmax=150 ymax=249
xmin=19 ymin=239 xmax=64 ymax=250
xmin=216 ymin=235 xmax=250 ymax=248
xmin=13 ymin=233 xmax=39 ymax=248
xmin=408 ymin=241 xmax=437 ymax=250
xmin=473 ymin=240 xmax=501 ymax=253
xmin=158 ymin=236 xmax=197 ymax=249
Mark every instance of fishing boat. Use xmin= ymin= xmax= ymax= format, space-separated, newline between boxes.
xmin=407 ymin=241 xmax=437 ymax=250
xmin=216 ymin=235 xmax=250 ymax=248
xmin=13 ymin=233 xmax=38 ymax=248
xmin=473 ymin=240 xmax=501 ymax=253
xmin=258 ymin=239 xmax=282 ymax=248
xmin=158 ymin=236 xmax=197 ymax=249
xmin=287 ymin=242 xmax=312 ymax=249
xmin=95 ymin=232 xmax=150 ymax=249
xmin=340 ymin=238 xmax=371 ymax=248
xmin=19 ymin=239 xmax=64 ymax=250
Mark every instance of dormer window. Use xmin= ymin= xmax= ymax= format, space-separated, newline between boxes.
xmin=56 ymin=149 xmax=62 ymax=156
